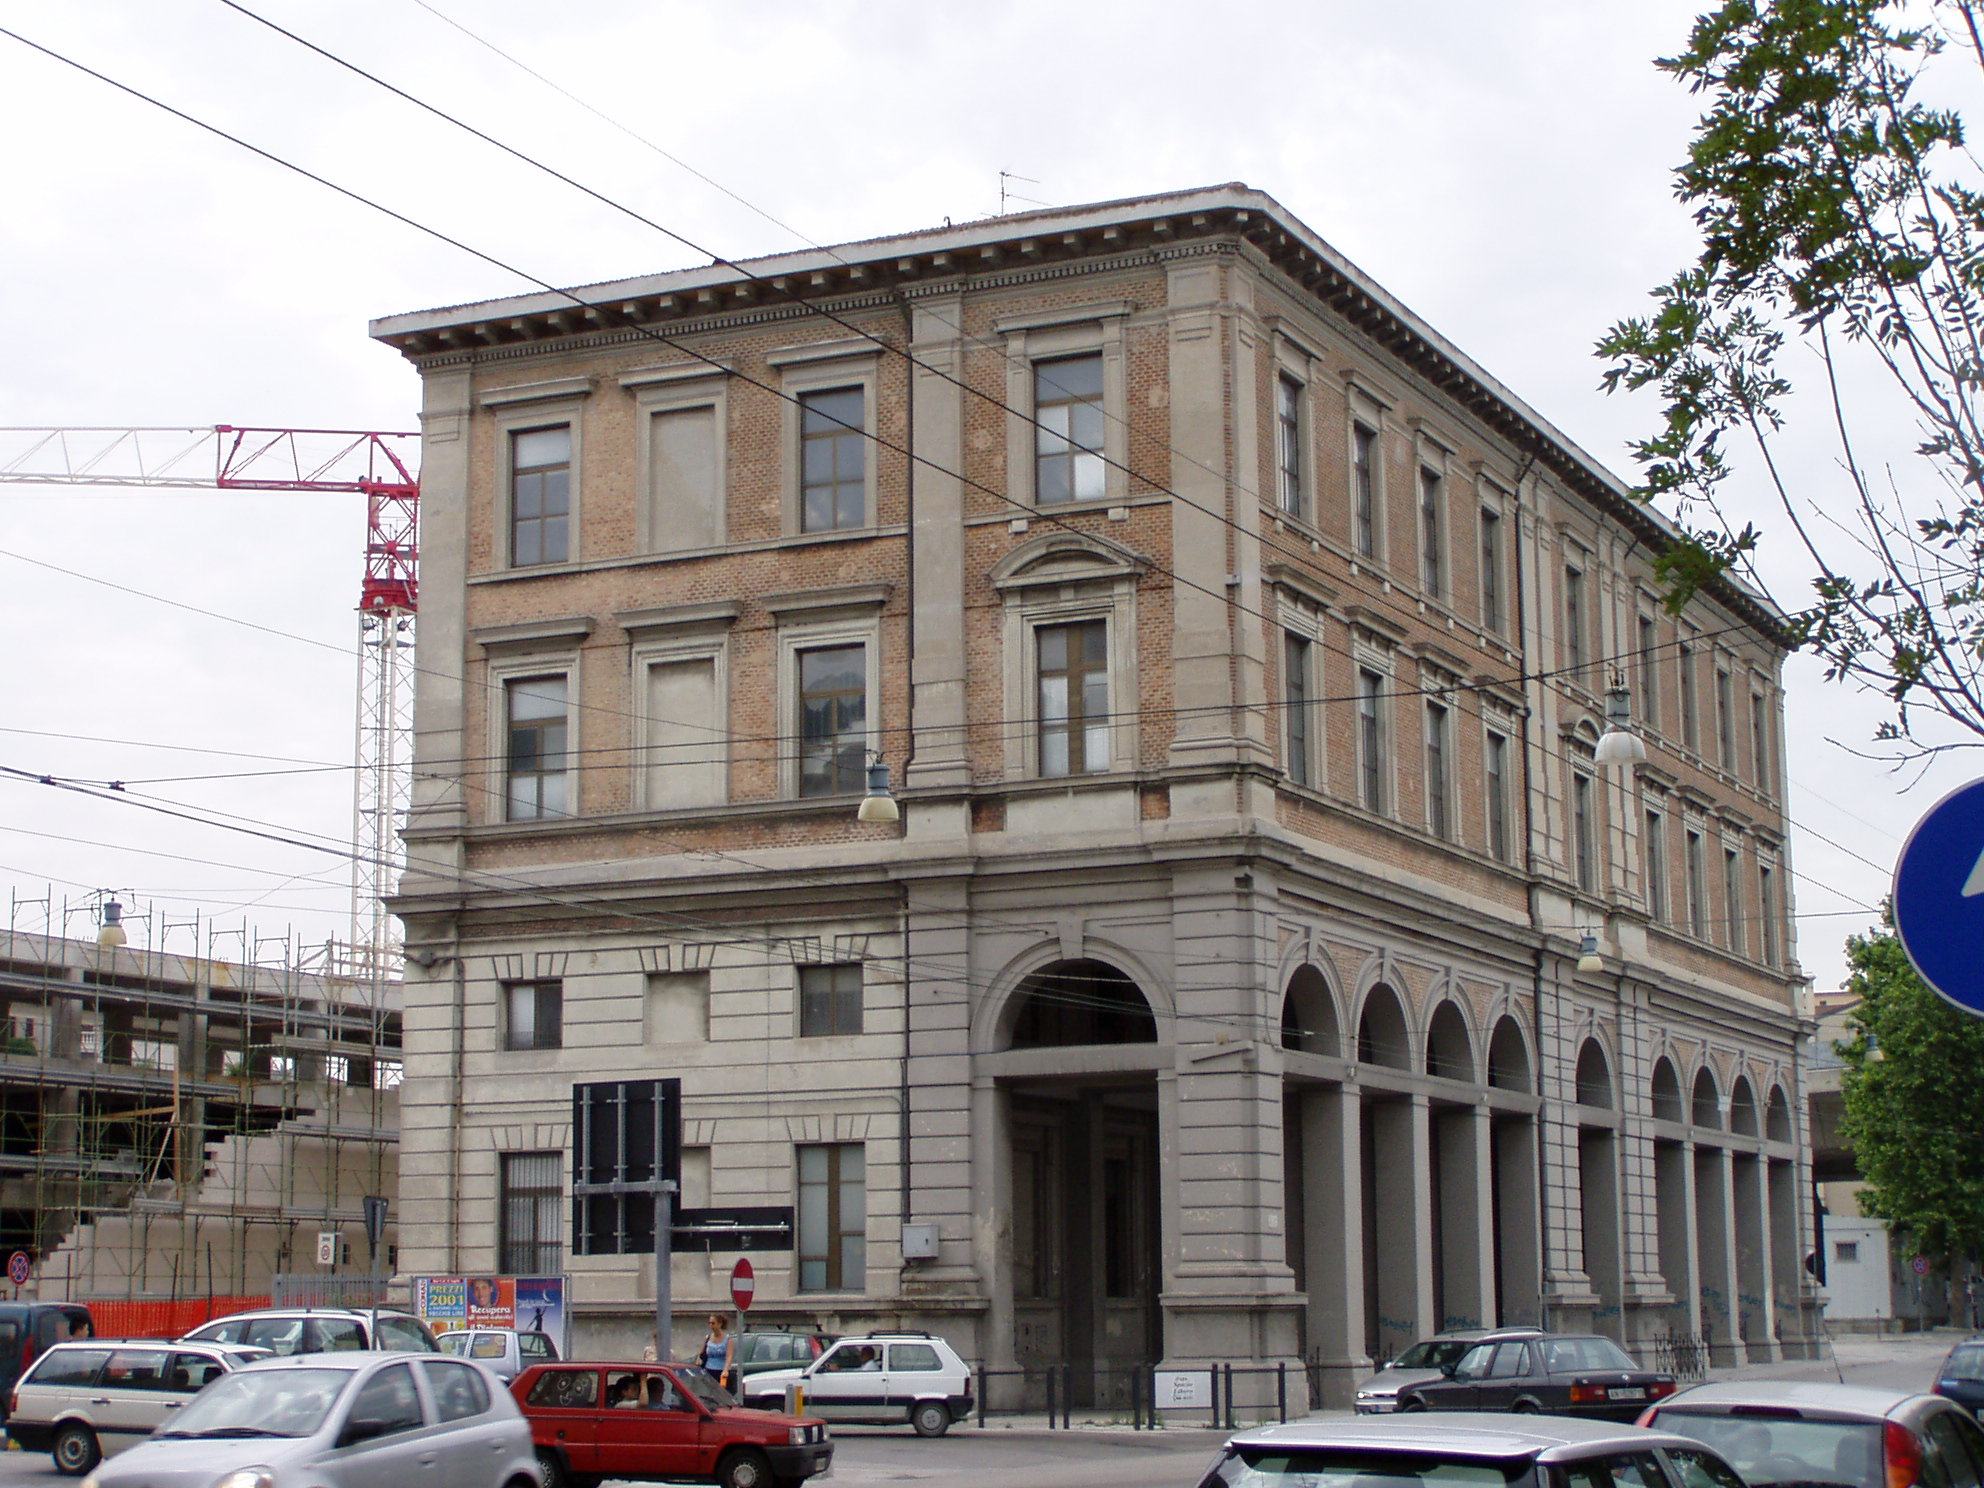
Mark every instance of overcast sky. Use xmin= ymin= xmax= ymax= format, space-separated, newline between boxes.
xmin=0 ymin=0 xmax=1939 ymax=991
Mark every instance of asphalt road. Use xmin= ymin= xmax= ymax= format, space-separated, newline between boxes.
xmin=0 ymin=1332 xmax=1953 ymax=1488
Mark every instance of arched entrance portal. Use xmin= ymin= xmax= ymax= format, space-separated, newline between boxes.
xmin=999 ymin=960 xmax=1162 ymax=1401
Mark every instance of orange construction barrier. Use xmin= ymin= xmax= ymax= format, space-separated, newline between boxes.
xmin=80 ymin=1296 xmax=269 ymax=1340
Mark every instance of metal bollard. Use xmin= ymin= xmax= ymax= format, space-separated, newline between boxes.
xmin=976 ymin=1368 xmax=986 ymax=1430
xmin=1224 ymin=1361 xmax=1236 ymax=1430
xmin=1277 ymin=1360 xmax=1288 ymax=1423
xmin=1210 ymin=1362 xmax=1221 ymax=1431
xmin=783 ymin=1381 xmax=806 ymax=1415
xmin=1062 ymin=1364 xmax=1073 ymax=1429
xmin=1045 ymin=1364 xmax=1057 ymax=1430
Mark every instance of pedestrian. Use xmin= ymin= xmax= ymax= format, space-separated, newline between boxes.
xmin=701 ymin=1313 xmax=735 ymax=1392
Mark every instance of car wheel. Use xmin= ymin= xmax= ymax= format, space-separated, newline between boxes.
xmin=536 ymin=1446 xmax=570 ymax=1488
xmin=912 ymin=1400 xmax=952 ymax=1437
xmin=719 ymin=1447 xmax=775 ymax=1488
xmin=1510 ymin=1399 xmax=1540 ymax=1414
xmin=53 ymin=1423 xmax=100 ymax=1476
xmin=1398 ymin=1396 xmax=1428 ymax=1413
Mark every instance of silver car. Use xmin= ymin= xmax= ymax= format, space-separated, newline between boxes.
xmin=77 ymin=1351 xmax=540 ymax=1488
xmin=1354 ymin=1330 xmax=1504 ymax=1413
xmin=8 ymin=1338 xmax=267 ymax=1474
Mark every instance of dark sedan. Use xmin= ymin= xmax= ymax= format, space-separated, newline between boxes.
xmin=1399 ymin=1332 xmax=1678 ymax=1422
xmin=1938 ymin=1338 xmax=1984 ymax=1418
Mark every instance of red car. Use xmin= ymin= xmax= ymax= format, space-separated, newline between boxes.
xmin=513 ymin=1360 xmax=831 ymax=1488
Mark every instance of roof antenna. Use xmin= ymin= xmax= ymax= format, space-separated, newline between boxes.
xmin=999 ymin=171 xmax=1044 ymax=215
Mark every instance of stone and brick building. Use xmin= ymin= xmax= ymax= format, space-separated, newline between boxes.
xmin=373 ymin=183 xmax=1817 ymax=1406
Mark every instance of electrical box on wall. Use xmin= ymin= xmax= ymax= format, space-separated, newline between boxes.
xmin=900 ymin=1223 xmax=939 ymax=1261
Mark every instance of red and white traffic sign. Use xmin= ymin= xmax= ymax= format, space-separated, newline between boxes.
xmin=6 ymin=1251 xmax=28 ymax=1286
xmin=1913 ymin=1254 xmax=1933 ymax=1277
xmin=729 ymin=1258 xmax=755 ymax=1313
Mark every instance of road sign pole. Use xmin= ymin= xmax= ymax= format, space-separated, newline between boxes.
xmin=655 ymin=1180 xmax=677 ymax=1363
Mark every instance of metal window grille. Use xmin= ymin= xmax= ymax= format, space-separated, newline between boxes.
xmin=1563 ymin=567 xmax=1585 ymax=680
xmin=1358 ymin=670 xmax=1385 ymax=814
xmin=510 ymin=426 xmax=570 ymax=566
xmin=1724 ymin=848 xmax=1745 ymax=957
xmin=1644 ymin=809 xmax=1667 ymax=920
xmin=1686 ymin=830 xmax=1708 ymax=937
xmin=1480 ymin=508 xmax=1503 ymax=633
xmin=1572 ymin=772 xmax=1596 ymax=890
xmin=799 ymin=965 xmax=863 ymax=1037
xmin=1276 ymin=375 xmax=1303 ymax=516
xmin=1679 ymin=637 xmax=1700 ymax=750
xmin=797 ymin=644 xmax=867 ymax=797
xmin=799 ymin=388 xmax=865 ymax=532
xmin=500 ymin=1152 xmax=563 ymax=1276
xmin=1760 ymin=864 xmax=1780 ymax=965
xmin=1638 ymin=615 xmax=1661 ymax=730
xmin=1717 ymin=669 xmax=1736 ymax=768
xmin=1038 ymin=620 xmax=1109 ymax=777
xmin=1485 ymin=731 xmax=1509 ymax=861
xmin=1420 ymin=468 xmax=1443 ymax=597
xmin=1425 ymin=701 xmax=1450 ymax=840
xmin=1352 ymin=423 xmax=1378 ymax=558
xmin=506 ymin=677 xmax=569 ymax=821
xmin=797 ymin=1143 xmax=865 ymax=1292
xmin=1034 ymin=354 xmax=1105 ymax=505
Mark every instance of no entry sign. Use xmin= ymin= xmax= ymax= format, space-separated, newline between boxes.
xmin=730 ymin=1258 xmax=755 ymax=1313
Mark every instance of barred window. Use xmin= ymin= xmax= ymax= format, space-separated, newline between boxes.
xmin=500 ymin=1153 xmax=562 ymax=1276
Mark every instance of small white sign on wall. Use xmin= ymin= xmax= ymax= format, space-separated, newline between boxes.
xmin=1154 ymin=1369 xmax=1212 ymax=1409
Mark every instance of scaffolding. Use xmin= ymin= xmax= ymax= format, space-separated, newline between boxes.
xmin=0 ymin=888 xmax=402 ymax=1304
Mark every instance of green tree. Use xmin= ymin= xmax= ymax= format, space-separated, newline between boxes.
xmin=1836 ymin=919 xmax=1984 ymax=1269
xmin=1599 ymin=0 xmax=1984 ymax=752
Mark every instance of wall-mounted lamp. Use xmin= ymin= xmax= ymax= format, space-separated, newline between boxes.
xmin=96 ymin=898 xmax=128 ymax=950
xmin=857 ymin=755 xmax=900 ymax=824
xmin=1594 ymin=683 xmax=1648 ymax=767
xmin=1576 ymin=932 xmax=1603 ymax=974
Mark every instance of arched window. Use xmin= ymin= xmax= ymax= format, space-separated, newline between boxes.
xmin=1651 ymin=1058 xmax=1685 ymax=1123
xmin=1488 ymin=1016 xmax=1531 ymax=1092
xmin=1766 ymin=1086 xmax=1793 ymax=1142
xmin=1575 ymin=1039 xmax=1613 ymax=1109
xmin=1007 ymin=960 xmax=1157 ymax=1049
xmin=1281 ymin=967 xmax=1340 ymax=1056
xmin=1426 ymin=1002 xmax=1475 ymax=1082
xmin=1357 ymin=985 xmax=1412 ymax=1069
xmin=1692 ymin=1068 xmax=1722 ymax=1129
xmin=1729 ymin=1076 xmax=1760 ymax=1136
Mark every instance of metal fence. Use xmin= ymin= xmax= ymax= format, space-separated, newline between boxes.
xmin=270 ymin=1273 xmax=392 ymax=1309
xmin=973 ymin=1361 xmax=1295 ymax=1429
xmin=1651 ymin=1332 xmax=1711 ymax=1378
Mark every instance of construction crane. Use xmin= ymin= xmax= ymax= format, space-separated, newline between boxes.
xmin=0 ymin=426 xmax=420 ymax=983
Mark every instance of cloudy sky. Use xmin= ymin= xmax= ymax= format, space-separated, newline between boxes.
xmin=0 ymin=0 xmax=1937 ymax=989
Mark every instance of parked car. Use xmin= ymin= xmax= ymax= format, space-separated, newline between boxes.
xmin=731 ymin=1329 xmax=833 ymax=1382
xmin=7 ymin=1336 xmax=266 ymax=1475
xmin=75 ymin=1350 xmax=540 ymax=1488
xmin=513 ymin=1359 xmax=831 ymax=1488
xmin=0 ymin=1302 xmax=94 ymax=1426
xmin=742 ymin=1330 xmax=971 ymax=1437
xmin=1937 ymin=1338 xmax=1984 ymax=1417
xmin=1397 ymin=1330 xmax=1677 ymax=1421
xmin=1356 ymin=1329 xmax=1521 ymax=1414
xmin=1197 ymin=1411 xmax=1749 ymax=1488
xmin=437 ymin=1327 xmax=560 ymax=1382
xmin=1641 ymin=1380 xmax=1984 ymax=1488
xmin=182 ymin=1306 xmax=438 ymax=1355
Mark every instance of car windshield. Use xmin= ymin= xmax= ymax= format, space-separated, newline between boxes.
xmin=1205 ymin=1449 xmax=1535 ymax=1488
xmin=158 ymin=1367 xmax=352 ymax=1439
xmin=1946 ymin=1346 xmax=1984 ymax=1382
xmin=677 ymin=1365 xmax=735 ymax=1410
xmin=1393 ymin=1341 xmax=1478 ymax=1371
xmin=1653 ymin=1411 xmax=1886 ymax=1488
xmin=437 ymin=1333 xmax=470 ymax=1356
xmin=1539 ymin=1338 xmax=1638 ymax=1373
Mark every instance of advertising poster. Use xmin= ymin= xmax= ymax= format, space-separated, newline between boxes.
xmin=413 ymin=1275 xmax=566 ymax=1356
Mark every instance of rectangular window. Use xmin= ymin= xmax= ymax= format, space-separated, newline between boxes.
xmin=1276 ymin=374 xmax=1304 ymax=517
xmin=1563 ymin=566 xmax=1585 ymax=682
xmin=1686 ymin=829 xmax=1708 ymax=938
xmin=1637 ymin=614 xmax=1660 ymax=731
xmin=1425 ymin=700 xmax=1451 ymax=840
xmin=797 ymin=644 xmax=867 ymax=797
xmin=1760 ymin=863 xmax=1780 ymax=966
xmin=645 ymin=971 xmax=709 ymax=1044
xmin=1485 ymin=730 xmax=1511 ymax=862
xmin=1716 ymin=668 xmax=1736 ymax=769
xmin=1835 ymin=1240 xmax=1859 ymax=1263
xmin=799 ymin=387 xmax=866 ymax=532
xmin=1724 ymin=847 xmax=1745 ymax=956
xmin=1284 ymin=632 xmax=1312 ymax=787
xmin=510 ymin=426 xmax=570 ymax=566
xmin=1420 ymin=468 xmax=1444 ymax=597
xmin=1679 ymin=634 xmax=1700 ymax=751
xmin=1358 ymin=669 xmax=1386 ymax=814
xmin=1480 ymin=508 xmax=1504 ymax=634
xmin=1761 ymin=698 xmax=1777 ymax=793
xmin=797 ymin=1143 xmax=865 ymax=1292
xmin=1352 ymin=422 xmax=1378 ymax=558
xmin=500 ymin=1153 xmax=563 ymax=1276
xmin=648 ymin=405 xmax=719 ymax=552
xmin=505 ymin=981 xmax=562 ymax=1052
xmin=1644 ymin=809 xmax=1667 ymax=921
xmin=643 ymin=657 xmax=722 ymax=809
xmin=1034 ymin=354 xmax=1105 ymax=505
xmin=505 ymin=676 xmax=569 ymax=821
xmin=1572 ymin=772 xmax=1596 ymax=891
xmin=798 ymin=964 xmax=863 ymax=1037
xmin=1038 ymin=620 xmax=1109 ymax=777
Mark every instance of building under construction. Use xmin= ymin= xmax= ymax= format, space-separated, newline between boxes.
xmin=0 ymin=895 xmax=401 ymax=1308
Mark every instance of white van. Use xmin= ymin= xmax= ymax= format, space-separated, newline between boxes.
xmin=7 ymin=1337 xmax=265 ymax=1474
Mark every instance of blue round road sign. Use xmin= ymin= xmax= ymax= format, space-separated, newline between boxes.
xmin=1893 ymin=777 xmax=1984 ymax=1015
xmin=7 ymin=1251 xmax=29 ymax=1286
